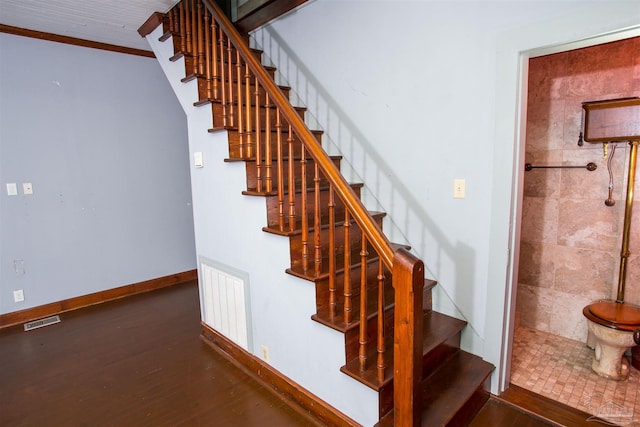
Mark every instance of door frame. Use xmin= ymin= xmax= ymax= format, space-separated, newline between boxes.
xmin=486 ymin=14 xmax=640 ymax=394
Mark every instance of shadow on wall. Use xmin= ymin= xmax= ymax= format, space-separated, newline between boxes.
xmin=251 ymin=27 xmax=481 ymax=338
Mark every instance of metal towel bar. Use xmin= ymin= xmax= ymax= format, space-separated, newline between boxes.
xmin=524 ymin=162 xmax=597 ymax=171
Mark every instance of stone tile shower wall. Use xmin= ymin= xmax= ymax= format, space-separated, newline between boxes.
xmin=516 ymin=37 xmax=640 ymax=342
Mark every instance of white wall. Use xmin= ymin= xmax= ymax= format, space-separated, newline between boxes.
xmin=0 ymin=34 xmax=196 ymax=314
xmin=251 ymin=0 xmax=640 ymax=393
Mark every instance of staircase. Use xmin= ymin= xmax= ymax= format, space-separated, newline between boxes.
xmin=140 ymin=1 xmax=493 ymax=425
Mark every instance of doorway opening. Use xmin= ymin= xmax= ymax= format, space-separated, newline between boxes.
xmin=507 ymin=33 xmax=640 ymax=424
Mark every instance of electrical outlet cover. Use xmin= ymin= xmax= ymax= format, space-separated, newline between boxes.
xmin=13 ymin=289 xmax=25 ymax=302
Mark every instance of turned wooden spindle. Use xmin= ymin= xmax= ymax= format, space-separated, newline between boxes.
xmin=190 ymin=0 xmax=197 ymax=75
xmin=264 ymin=93 xmax=272 ymax=193
xmin=185 ymin=0 xmax=192 ymax=55
xmin=179 ymin=2 xmax=186 ymax=53
xmin=168 ymin=7 xmax=176 ymax=35
xmin=196 ymin=0 xmax=204 ymax=76
xmin=203 ymin=10 xmax=212 ymax=99
xmin=343 ymin=211 xmax=352 ymax=324
xmin=254 ymin=76 xmax=262 ymax=192
xmin=235 ymin=50 xmax=245 ymax=157
xmin=377 ymin=260 xmax=386 ymax=382
xmin=210 ymin=18 xmax=219 ymax=100
xmin=328 ymin=186 xmax=337 ymax=318
xmin=287 ymin=126 xmax=296 ymax=231
xmin=244 ymin=63 xmax=253 ymax=156
xmin=218 ymin=27 xmax=228 ymax=127
xmin=313 ymin=163 xmax=322 ymax=274
xmin=300 ymin=146 xmax=309 ymax=272
xmin=225 ymin=37 xmax=234 ymax=128
xmin=276 ymin=109 xmax=285 ymax=230
xmin=359 ymin=236 xmax=369 ymax=372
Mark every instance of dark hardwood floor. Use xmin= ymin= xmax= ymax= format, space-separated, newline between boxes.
xmin=0 ymin=281 xmax=320 ymax=427
xmin=470 ymin=399 xmax=552 ymax=427
xmin=0 ymin=280 xmax=599 ymax=427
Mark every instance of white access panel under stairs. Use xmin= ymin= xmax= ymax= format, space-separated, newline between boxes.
xmin=200 ymin=257 xmax=252 ymax=351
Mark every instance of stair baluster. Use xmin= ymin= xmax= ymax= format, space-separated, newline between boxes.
xmin=244 ymin=62 xmax=253 ymax=156
xmin=190 ymin=0 xmax=197 ymax=76
xmin=203 ymin=10 xmax=212 ymax=100
xmin=264 ymin=93 xmax=272 ymax=192
xmin=343 ymin=211 xmax=352 ymax=324
xmin=196 ymin=1 xmax=204 ymax=76
xmin=359 ymin=236 xmax=369 ymax=372
xmin=276 ymin=109 xmax=285 ymax=230
xmin=313 ymin=164 xmax=322 ymax=274
xmin=218 ymin=26 xmax=228 ymax=127
xmin=287 ymin=125 xmax=296 ymax=231
xmin=225 ymin=37 xmax=235 ymax=129
xmin=300 ymin=147 xmax=310 ymax=271
xmin=254 ymin=76 xmax=262 ymax=192
xmin=235 ymin=50 xmax=245 ymax=156
xmin=180 ymin=0 xmax=191 ymax=56
xmin=377 ymin=260 xmax=386 ymax=383
xmin=328 ymin=186 xmax=337 ymax=319
xmin=210 ymin=18 xmax=219 ymax=101
xmin=168 ymin=7 xmax=176 ymax=39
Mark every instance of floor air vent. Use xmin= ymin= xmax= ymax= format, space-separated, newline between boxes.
xmin=200 ymin=257 xmax=252 ymax=352
xmin=24 ymin=315 xmax=61 ymax=331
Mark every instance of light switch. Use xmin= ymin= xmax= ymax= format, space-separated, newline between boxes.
xmin=194 ymin=152 xmax=204 ymax=168
xmin=6 ymin=183 xmax=17 ymax=196
xmin=453 ymin=179 xmax=466 ymax=199
xmin=23 ymin=183 xmax=33 ymax=195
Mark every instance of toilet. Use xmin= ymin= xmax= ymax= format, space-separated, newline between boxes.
xmin=583 ymin=301 xmax=640 ymax=380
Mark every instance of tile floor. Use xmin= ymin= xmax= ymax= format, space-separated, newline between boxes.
xmin=511 ymin=327 xmax=640 ymax=426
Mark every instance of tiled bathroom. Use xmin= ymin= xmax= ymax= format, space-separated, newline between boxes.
xmin=512 ymin=36 xmax=640 ymax=425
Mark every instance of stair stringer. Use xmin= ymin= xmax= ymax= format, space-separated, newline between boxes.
xmin=144 ymin=25 xmax=378 ymax=426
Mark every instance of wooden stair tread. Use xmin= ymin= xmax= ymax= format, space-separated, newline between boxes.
xmin=424 ymin=278 xmax=437 ymax=292
xmin=287 ymin=249 xmax=383 ymax=282
xmin=193 ymin=86 xmax=294 ymax=106
xmin=418 ymin=350 xmax=493 ymax=426
xmin=286 ymin=249 xmax=386 ymax=284
xmin=378 ymin=350 xmax=494 ymax=426
xmin=160 ymin=30 xmax=261 ymax=55
xmin=422 ymin=311 xmax=466 ymax=354
xmin=212 ymin=126 xmax=324 ymax=141
xmin=239 ymin=153 xmax=342 ymax=164
xmin=261 ymin=205 xmax=378 ymax=238
xmin=243 ymin=179 xmax=360 ymax=198
xmin=312 ymin=276 xmax=431 ymax=331
xmin=340 ymin=311 xmax=468 ymax=391
xmin=312 ymin=279 xmax=395 ymax=334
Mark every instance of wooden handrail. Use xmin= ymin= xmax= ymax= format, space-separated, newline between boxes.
xmin=202 ymin=0 xmax=395 ymax=269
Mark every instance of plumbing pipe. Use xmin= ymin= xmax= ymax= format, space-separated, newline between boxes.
xmin=616 ymin=140 xmax=639 ymax=303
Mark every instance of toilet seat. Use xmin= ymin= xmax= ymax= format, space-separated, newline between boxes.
xmin=583 ymin=301 xmax=640 ymax=332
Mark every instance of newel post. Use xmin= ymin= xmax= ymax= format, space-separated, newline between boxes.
xmin=392 ymin=248 xmax=424 ymax=427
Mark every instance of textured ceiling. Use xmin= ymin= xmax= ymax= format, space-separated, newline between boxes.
xmin=0 ymin=0 xmax=178 ymax=51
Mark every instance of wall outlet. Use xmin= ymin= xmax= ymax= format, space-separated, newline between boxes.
xmin=23 ymin=183 xmax=33 ymax=195
xmin=13 ymin=289 xmax=25 ymax=303
xmin=13 ymin=259 xmax=25 ymax=275
xmin=260 ymin=344 xmax=270 ymax=362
